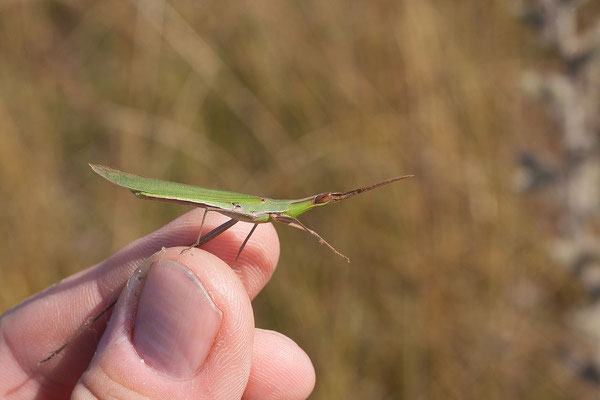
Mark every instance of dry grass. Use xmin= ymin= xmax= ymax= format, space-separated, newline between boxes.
xmin=0 ymin=0 xmax=595 ymax=398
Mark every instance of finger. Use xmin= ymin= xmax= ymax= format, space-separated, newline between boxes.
xmin=200 ymin=216 xmax=280 ymax=299
xmin=73 ymin=249 xmax=254 ymax=399
xmin=0 ymin=209 xmax=279 ymax=398
xmin=243 ymin=329 xmax=315 ymax=400
xmin=107 ymin=208 xmax=280 ymax=299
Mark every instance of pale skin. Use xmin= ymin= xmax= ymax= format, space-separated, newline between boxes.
xmin=0 ymin=210 xmax=315 ymax=399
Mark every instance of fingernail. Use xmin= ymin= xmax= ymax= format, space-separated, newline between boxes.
xmin=133 ymin=260 xmax=222 ymax=378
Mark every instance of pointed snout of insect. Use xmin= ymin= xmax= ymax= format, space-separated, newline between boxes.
xmin=336 ymin=174 xmax=415 ymax=201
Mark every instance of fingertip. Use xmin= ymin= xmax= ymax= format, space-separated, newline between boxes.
xmin=196 ymin=215 xmax=280 ymax=299
xmin=244 ymin=329 xmax=316 ymax=400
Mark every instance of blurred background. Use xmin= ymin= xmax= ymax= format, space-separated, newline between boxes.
xmin=2 ymin=0 xmax=600 ymax=398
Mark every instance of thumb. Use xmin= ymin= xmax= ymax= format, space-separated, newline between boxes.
xmin=73 ymin=249 xmax=254 ymax=399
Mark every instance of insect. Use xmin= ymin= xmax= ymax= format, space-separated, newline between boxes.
xmin=39 ymin=165 xmax=412 ymax=364
xmin=90 ymin=164 xmax=413 ymax=263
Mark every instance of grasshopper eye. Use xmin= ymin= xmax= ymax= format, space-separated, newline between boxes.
xmin=314 ymin=193 xmax=332 ymax=204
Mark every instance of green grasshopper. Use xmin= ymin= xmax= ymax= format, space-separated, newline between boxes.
xmin=90 ymin=164 xmax=413 ymax=263
xmin=39 ymin=164 xmax=412 ymax=365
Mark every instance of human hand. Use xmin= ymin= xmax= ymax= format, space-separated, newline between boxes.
xmin=0 ymin=210 xmax=315 ymax=399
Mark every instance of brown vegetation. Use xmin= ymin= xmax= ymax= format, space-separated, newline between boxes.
xmin=0 ymin=0 xmax=596 ymax=398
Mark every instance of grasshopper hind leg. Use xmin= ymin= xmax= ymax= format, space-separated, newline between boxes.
xmin=181 ymin=210 xmax=238 ymax=254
